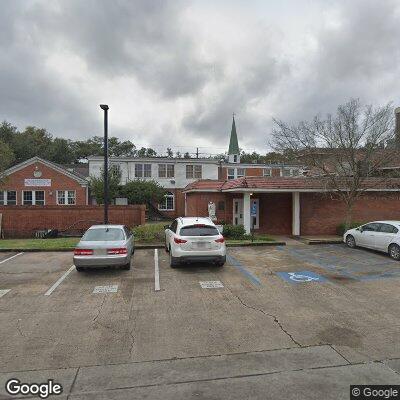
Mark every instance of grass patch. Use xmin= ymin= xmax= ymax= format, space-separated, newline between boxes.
xmin=226 ymin=235 xmax=276 ymax=245
xmin=132 ymin=222 xmax=169 ymax=243
xmin=0 ymin=237 xmax=79 ymax=250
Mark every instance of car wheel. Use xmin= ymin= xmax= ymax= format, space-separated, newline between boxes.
xmin=76 ymin=266 xmax=84 ymax=272
xmin=169 ymin=247 xmax=179 ymax=268
xmin=346 ymin=235 xmax=356 ymax=248
xmin=216 ymin=261 xmax=225 ymax=267
xmin=389 ymin=244 xmax=400 ymax=261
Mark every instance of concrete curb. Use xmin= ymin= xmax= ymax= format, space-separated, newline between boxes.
xmin=227 ymin=241 xmax=286 ymax=247
xmin=302 ymin=240 xmax=343 ymax=245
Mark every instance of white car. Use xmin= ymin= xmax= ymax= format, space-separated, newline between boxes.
xmin=164 ymin=217 xmax=226 ymax=267
xmin=344 ymin=220 xmax=400 ymax=260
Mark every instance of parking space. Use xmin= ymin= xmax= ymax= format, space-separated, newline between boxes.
xmin=1 ymin=244 xmax=400 ymax=398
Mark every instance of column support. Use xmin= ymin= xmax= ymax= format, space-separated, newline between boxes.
xmin=292 ymin=192 xmax=300 ymax=236
xmin=243 ymin=193 xmax=251 ymax=234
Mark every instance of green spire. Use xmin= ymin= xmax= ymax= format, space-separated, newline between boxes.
xmin=228 ymin=114 xmax=239 ymax=154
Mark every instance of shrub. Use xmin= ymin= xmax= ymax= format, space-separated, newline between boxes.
xmin=132 ymin=222 xmax=169 ymax=242
xmin=222 ymin=224 xmax=246 ymax=239
xmin=336 ymin=222 xmax=364 ymax=236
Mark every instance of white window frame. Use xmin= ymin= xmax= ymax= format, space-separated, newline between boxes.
xmin=227 ymin=168 xmax=235 ymax=180
xmin=158 ymin=191 xmax=174 ymax=211
xmin=57 ymin=190 xmax=76 ymax=205
xmin=263 ymin=168 xmax=272 ymax=177
xmin=158 ymin=164 xmax=175 ymax=178
xmin=135 ymin=163 xmax=143 ymax=178
xmin=22 ymin=190 xmax=45 ymax=206
xmin=143 ymin=163 xmax=152 ymax=178
xmin=237 ymin=168 xmax=245 ymax=178
xmin=186 ymin=165 xmax=202 ymax=179
xmin=0 ymin=190 xmax=17 ymax=205
xmin=282 ymin=168 xmax=299 ymax=177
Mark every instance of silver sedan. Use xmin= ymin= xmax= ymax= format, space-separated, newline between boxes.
xmin=73 ymin=225 xmax=134 ymax=271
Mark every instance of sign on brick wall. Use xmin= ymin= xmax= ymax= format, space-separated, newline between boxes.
xmin=24 ymin=179 xmax=52 ymax=187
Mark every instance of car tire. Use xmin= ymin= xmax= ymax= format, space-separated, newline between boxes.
xmin=346 ymin=235 xmax=356 ymax=248
xmin=76 ymin=266 xmax=84 ymax=272
xmin=389 ymin=244 xmax=400 ymax=261
xmin=122 ymin=257 xmax=131 ymax=270
xmin=169 ymin=247 xmax=179 ymax=268
xmin=216 ymin=261 xmax=225 ymax=267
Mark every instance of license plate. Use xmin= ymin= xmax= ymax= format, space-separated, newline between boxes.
xmin=195 ymin=242 xmax=209 ymax=249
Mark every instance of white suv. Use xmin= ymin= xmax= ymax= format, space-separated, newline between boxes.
xmin=165 ymin=217 xmax=226 ymax=267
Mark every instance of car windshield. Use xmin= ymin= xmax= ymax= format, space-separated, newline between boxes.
xmin=179 ymin=225 xmax=219 ymax=236
xmin=82 ymin=228 xmax=125 ymax=241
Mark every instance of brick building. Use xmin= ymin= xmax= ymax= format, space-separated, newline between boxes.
xmin=0 ymin=157 xmax=89 ymax=206
xmin=183 ymin=177 xmax=400 ymax=236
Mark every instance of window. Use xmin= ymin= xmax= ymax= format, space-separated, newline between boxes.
xmin=233 ymin=155 xmax=238 ymax=163
xmin=186 ymin=165 xmax=202 ymax=179
xmin=135 ymin=164 xmax=143 ymax=178
xmin=263 ymin=168 xmax=272 ymax=177
xmin=179 ymin=225 xmax=219 ymax=236
xmin=158 ymin=192 xmax=174 ymax=211
xmin=227 ymin=168 xmax=235 ymax=180
xmin=82 ymin=227 xmax=125 ymax=241
xmin=283 ymin=168 xmax=291 ymax=177
xmin=379 ymin=224 xmax=398 ymax=234
xmin=57 ymin=190 xmax=76 ymax=205
xmin=158 ymin=164 xmax=174 ymax=178
xmin=362 ymin=223 xmax=380 ymax=232
xmin=218 ymin=201 xmax=225 ymax=211
xmin=283 ymin=168 xmax=300 ymax=177
xmin=237 ymin=168 xmax=245 ymax=178
xmin=0 ymin=190 xmax=17 ymax=205
xmin=144 ymin=164 xmax=152 ymax=177
xmin=23 ymin=190 xmax=45 ymax=205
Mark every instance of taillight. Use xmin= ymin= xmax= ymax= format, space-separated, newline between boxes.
xmin=107 ymin=248 xmax=128 ymax=255
xmin=174 ymin=237 xmax=187 ymax=244
xmin=74 ymin=249 xmax=93 ymax=256
xmin=215 ymin=237 xmax=225 ymax=243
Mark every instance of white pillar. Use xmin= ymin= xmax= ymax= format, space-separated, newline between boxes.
xmin=243 ymin=193 xmax=251 ymax=234
xmin=292 ymin=192 xmax=300 ymax=236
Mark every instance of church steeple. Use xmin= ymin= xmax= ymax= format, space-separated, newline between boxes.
xmin=228 ymin=114 xmax=240 ymax=163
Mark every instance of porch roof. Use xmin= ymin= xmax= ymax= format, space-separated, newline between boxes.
xmin=183 ymin=176 xmax=400 ymax=193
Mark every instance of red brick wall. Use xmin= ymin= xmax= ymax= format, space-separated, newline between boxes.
xmin=0 ymin=205 xmax=145 ymax=238
xmin=257 ymin=193 xmax=292 ymax=234
xmin=1 ymin=161 xmax=88 ymax=205
xmin=185 ymin=192 xmax=231 ymax=223
xmin=300 ymin=192 xmax=400 ymax=235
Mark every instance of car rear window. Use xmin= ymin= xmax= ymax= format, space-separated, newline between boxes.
xmin=82 ymin=228 xmax=125 ymax=241
xmin=179 ymin=225 xmax=219 ymax=236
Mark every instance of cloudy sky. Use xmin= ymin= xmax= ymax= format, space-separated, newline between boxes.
xmin=1 ymin=0 xmax=400 ymax=155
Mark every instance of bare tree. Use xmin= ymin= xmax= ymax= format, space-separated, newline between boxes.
xmin=271 ymin=99 xmax=398 ymax=229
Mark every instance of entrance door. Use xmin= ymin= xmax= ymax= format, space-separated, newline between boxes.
xmin=233 ymin=199 xmax=243 ymax=226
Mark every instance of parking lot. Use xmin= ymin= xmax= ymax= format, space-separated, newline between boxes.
xmin=1 ymin=244 xmax=400 ymax=399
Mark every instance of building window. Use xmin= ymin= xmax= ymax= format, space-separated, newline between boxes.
xmin=218 ymin=201 xmax=225 ymax=211
xmin=227 ymin=168 xmax=235 ymax=180
xmin=144 ymin=164 xmax=152 ymax=177
xmin=158 ymin=191 xmax=174 ymax=211
xmin=57 ymin=190 xmax=76 ymax=205
xmin=135 ymin=164 xmax=143 ymax=178
xmin=0 ymin=190 xmax=17 ymax=205
xmin=237 ymin=168 xmax=245 ymax=178
xmin=263 ymin=168 xmax=272 ymax=177
xmin=233 ymin=155 xmax=238 ymax=163
xmin=186 ymin=165 xmax=202 ymax=179
xmin=23 ymin=190 xmax=45 ymax=205
xmin=282 ymin=168 xmax=300 ymax=177
xmin=158 ymin=164 xmax=174 ymax=178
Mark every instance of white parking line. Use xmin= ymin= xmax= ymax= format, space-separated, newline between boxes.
xmin=0 ymin=252 xmax=23 ymax=265
xmin=44 ymin=265 xmax=75 ymax=296
xmin=154 ymin=249 xmax=160 ymax=291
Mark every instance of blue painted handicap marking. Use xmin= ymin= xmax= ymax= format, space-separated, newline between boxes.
xmin=277 ymin=270 xmax=327 ymax=284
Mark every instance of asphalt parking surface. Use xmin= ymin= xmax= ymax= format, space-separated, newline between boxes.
xmin=1 ymin=244 xmax=400 ymax=399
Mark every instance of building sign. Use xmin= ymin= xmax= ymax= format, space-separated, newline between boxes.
xmin=24 ymin=179 xmax=51 ymax=187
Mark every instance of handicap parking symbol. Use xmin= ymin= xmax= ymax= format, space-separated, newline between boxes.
xmin=277 ymin=270 xmax=327 ymax=284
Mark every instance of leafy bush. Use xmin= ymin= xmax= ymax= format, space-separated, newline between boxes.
xmin=132 ymin=222 xmax=169 ymax=242
xmin=336 ymin=222 xmax=364 ymax=236
xmin=222 ymin=224 xmax=246 ymax=239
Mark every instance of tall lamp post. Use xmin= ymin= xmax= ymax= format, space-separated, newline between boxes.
xmin=100 ymin=104 xmax=109 ymax=224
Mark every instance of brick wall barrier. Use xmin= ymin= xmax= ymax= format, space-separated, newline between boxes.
xmin=0 ymin=205 xmax=146 ymax=238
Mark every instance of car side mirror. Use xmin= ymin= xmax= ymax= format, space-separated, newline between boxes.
xmin=164 ymin=225 xmax=170 ymax=230
xmin=358 ymin=227 xmax=363 ymax=233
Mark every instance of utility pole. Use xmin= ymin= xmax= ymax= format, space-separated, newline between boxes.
xmin=196 ymin=147 xmax=199 ymax=159
xmin=100 ymin=104 xmax=109 ymax=224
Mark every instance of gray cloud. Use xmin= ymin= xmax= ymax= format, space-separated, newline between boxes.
xmin=0 ymin=0 xmax=399 ymax=153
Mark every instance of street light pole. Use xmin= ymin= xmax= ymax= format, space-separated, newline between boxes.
xmin=100 ymin=104 xmax=109 ymax=225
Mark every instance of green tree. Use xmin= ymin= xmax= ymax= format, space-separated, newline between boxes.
xmin=89 ymin=165 xmax=122 ymax=204
xmin=136 ymin=147 xmax=157 ymax=157
xmin=0 ymin=139 xmax=15 ymax=172
xmin=48 ymin=138 xmax=76 ymax=164
xmin=121 ymin=180 xmax=166 ymax=206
